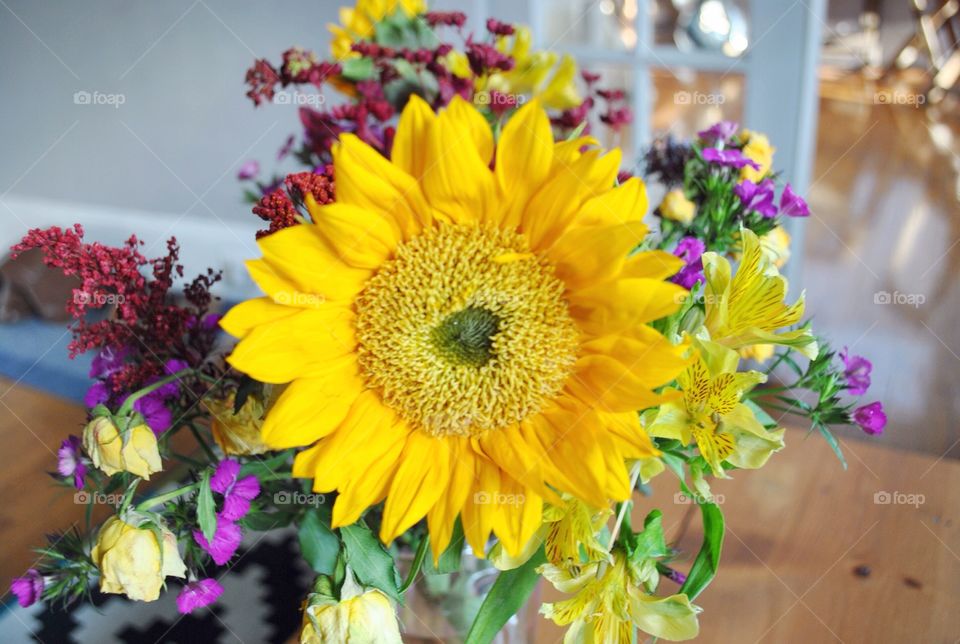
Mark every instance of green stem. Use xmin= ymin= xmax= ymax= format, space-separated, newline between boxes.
xmin=117 ymin=368 xmax=193 ymax=417
xmin=189 ymin=423 xmax=218 ymax=462
xmin=258 ymin=471 xmax=295 ymax=482
xmin=399 ymin=535 xmax=430 ymax=594
xmin=607 ymin=461 xmax=642 ymax=551
xmin=135 ymin=481 xmax=199 ymax=511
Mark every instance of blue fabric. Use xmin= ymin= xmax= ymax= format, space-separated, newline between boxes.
xmin=0 ymin=320 xmax=91 ymax=403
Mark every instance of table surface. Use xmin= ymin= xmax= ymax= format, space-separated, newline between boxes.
xmin=2 ymin=377 xmax=958 ymax=642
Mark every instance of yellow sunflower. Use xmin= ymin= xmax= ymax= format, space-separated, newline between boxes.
xmin=222 ymin=95 xmax=689 ymax=559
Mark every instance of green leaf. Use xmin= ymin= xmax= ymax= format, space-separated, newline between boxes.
xmin=631 ymin=510 xmax=670 ymax=560
xmin=816 ymin=423 xmax=847 ymax=469
xmin=233 ymin=375 xmax=259 ymax=414
xmin=340 ymin=522 xmax=402 ymax=602
xmin=425 ymin=519 xmax=464 ymax=574
xmin=197 ymin=471 xmax=217 ymax=542
xmin=242 ymin=509 xmax=296 ymax=531
xmin=298 ymin=509 xmax=341 ymax=575
xmin=239 ymin=450 xmax=293 ymax=479
xmin=678 ymin=489 xmax=724 ymax=601
xmin=341 ymin=57 xmax=374 ymax=81
xmin=464 ymin=547 xmax=546 ymax=644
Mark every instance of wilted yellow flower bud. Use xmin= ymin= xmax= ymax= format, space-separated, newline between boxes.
xmin=82 ymin=416 xmax=162 ymax=479
xmin=660 ymin=189 xmax=696 ymax=225
xmin=206 ymin=390 xmax=276 ymax=456
xmin=300 ymin=572 xmax=402 ymax=644
xmin=91 ymin=513 xmax=186 ymax=602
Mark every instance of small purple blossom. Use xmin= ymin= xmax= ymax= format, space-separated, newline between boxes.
xmin=10 ymin=569 xmax=44 ymax=608
xmin=734 ymin=179 xmax=778 ymax=217
xmin=237 ymin=160 xmax=260 ymax=180
xmin=697 ymin=121 xmax=738 ymax=144
xmin=779 ymin=184 xmax=810 ymax=217
xmin=177 ymin=578 xmax=224 ymax=614
xmin=671 ymin=237 xmax=706 ymax=289
xmin=89 ymin=346 xmax=130 ymax=379
xmin=211 ymin=459 xmax=260 ymax=521
xmin=194 ymin=517 xmax=243 ymax=565
xmin=702 ymin=147 xmax=760 ymax=170
xmin=853 ymin=402 xmax=886 ymax=435
xmin=84 ymin=381 xmax=110 ymax=408
xmin=663 ymin=567 xmax=687 ymax=585
xmin=57 ymin=435 xmax=86 ymax=490
xmin=839 ymin=347 xmax=872 ymax=395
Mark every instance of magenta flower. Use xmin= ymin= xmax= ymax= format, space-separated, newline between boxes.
xmin=10 ymin=569 xmax=44 ymax=608
xmin=84 ymin=381 xmax=110 ymax=408
xmin=697 ymin=121 xmax=738 ymax=143
xmin=176 ymin=578 xmax=224 ymax=614
xmin=701 ymin=147 xmax=760 ymax=170
xmin=210 ymin=459 xmax=260 ymax=521
xmin=839 ymin=347 xmax=872 ymax=395
xmin=734 ymin=179 xmax=778 ymax=217
xmin=57 ymin=435 xmax=86 ymax=490
xmin=671 ymin=237 xmax=706 ymax=289
xmin=89 ymin=346 xmax=130 ymax=379
xmin=193 ymin=517 xmax=243 ymax=565
xmin=853 ymin=402 xmax=886 ymax=435
xmin=779 ymin=184 xmax=810 ymax=217
xmin=237 ymin=160 xmax=260 ymax=180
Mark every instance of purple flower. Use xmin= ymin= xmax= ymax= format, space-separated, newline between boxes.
xmin=200 ymin=313 xmax=222 ymax=331
xmin=237 ymin=160 xmax=260 ymax=180
xmin=57 ymin=436 xmax=86 ymax=490
xmin=671 ymin=237 xmax=706 ymax=289
xmin=839 ymin=347 xmax=872 ymax=395
xmin=149 ymin=359 xmax=190 ymax=399
xmin=89 ymin=346 xmax=130 ymax=379
xmin=10 ymin=569 xmax=44 ymax=608
xmin=734 ymin=179 xmax=778 ymax=217
xmin=193 ymin=517 xmax=243 ymax=565
xmin=702 ymin=147 xmax=761 ymax=170
xmin=697 ymin=121 xmax=738 ymax=143
xmin=132 ymin=394 xmax=173 ymax=435
xmin=176 ymin=578 xmax=224 ymax=614
xmin=853 ymin=402 xmax=886 ymax=435
xmin=84 ymin=381 xmax=110 ymax=408
xmin=211 ymin=459 xmax=260 ymax=521
xmin=277 ymin=135 xmax=296 ymax=161
xmin=663 ymin=567 xmax=687 ymax=585
xmin=779 ymin=184 xmax=810 ymax=217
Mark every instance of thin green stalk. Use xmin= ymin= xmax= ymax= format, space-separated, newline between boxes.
xmin=135 ymin=481 xmax=199 ymax=511
xmin=189 ymin=423 xmax=218 ymax=462
xmin=399 ymin=536 xmax=430 ymax=594
xmin=117 ymin=368 xmax=193 ymax=417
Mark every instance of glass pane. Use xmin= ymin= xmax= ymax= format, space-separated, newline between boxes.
xmin=651 ymin=0 xmax=751 ymax=57
xmin=650 ymin=67 xmax=745 ymax=139
xmin=543 ymin=0 xmax=640 ymax=51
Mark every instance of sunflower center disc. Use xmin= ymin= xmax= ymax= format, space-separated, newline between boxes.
xmin=354 ymin=224 xmax=579 ymax=437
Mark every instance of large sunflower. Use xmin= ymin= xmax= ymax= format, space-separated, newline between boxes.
xmin=222 ymin=96 xmax=689 ymax=558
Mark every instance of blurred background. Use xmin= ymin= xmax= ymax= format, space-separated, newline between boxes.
xmin=0 ymin=0 xmax=959 ymax=641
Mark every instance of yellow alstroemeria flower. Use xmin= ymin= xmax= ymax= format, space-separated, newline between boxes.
xmin=82 ymin=416 xmax=162 ymax=480
xmin=329 ymin=0 xmax=426 ymax=60
xmin=647 ymin=339 xmax=784 ymax=477
xmin=660 ymin=188 xmax=697 ymax=225
xmin=739 ymin=343 xmax=775 ymax=364
xmin=541 ymin=550 xmax=700 ymax=642
xmin=91 ymin=513 xmax=186 ymax=602
xmin=739 ymin=129 xmax=774 ymax=182
xmin=222 ymin=96 xmax=689 ymax=561
xmin=702 ymin=227 xmax=817 ymax=358
xmin=299 ymin=571 xmax=402 ymax=644
xmin=484 ymin=27 xmax=582 ymax=110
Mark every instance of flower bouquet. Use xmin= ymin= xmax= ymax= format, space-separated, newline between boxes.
xmin=10 ymin=2 xmax=886 ymax=642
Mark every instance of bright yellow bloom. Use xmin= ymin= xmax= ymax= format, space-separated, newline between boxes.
xmin=206 ymin=389 xmax=279 ymax=456
xmin=300 ymin=571 xmax=401 ymax=643
xmin=660 ymin=188 xmax=696 ymax=225
xmin=702 ymin=228 xmax=817 ymax=358
xmin=541 ymin=551 xmax=700 ymax=642
xmin=739 ymin=343 xmax=775 ymax=363
xmin=223 ymin=96 xmax=689 ymax=560
xmin=91 ymin=513 xmax=186 ymax=601
xmin=328 ymin=0 xmax=426 ymax=60
xmin=543 ymin=495 xmax=611 ymax=568
xmin=647 ymin=339 xmax=784 ymax=477
xmin=483 ymin=27 xmax=582 ymax=110
xmin=739 ymin=129 xmax=774 ymax=182
xmin=82 ymin=416 xmax=162 ymax=480
xmin=760 ymin=225 xmax=791 ymax=268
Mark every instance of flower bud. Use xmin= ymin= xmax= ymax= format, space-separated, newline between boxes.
xmin=660 ymin=189 xmax=696 ymax=225
xmin=299 ymin=572 xmax=401 ymax=644
xmin=91 ymin=514 xmax=186 ymax=602
xmin=82 ymin=415 xmax=162 ymax=479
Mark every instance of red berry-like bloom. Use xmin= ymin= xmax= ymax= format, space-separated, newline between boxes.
xmin=425 ymin=11 xmax=466 ymax=28
xmin=486 ymin=18 xmax=515 ymax=36
xmin=245 ymin=59 xmax=281 ymax=106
